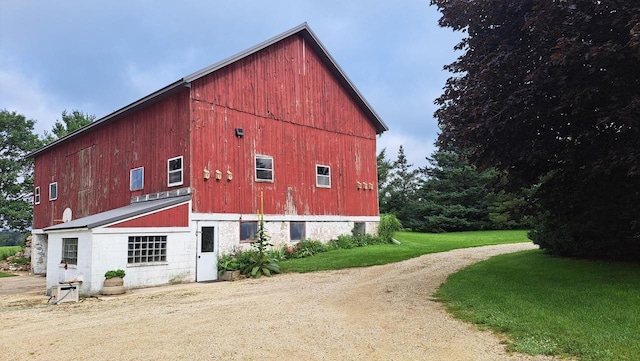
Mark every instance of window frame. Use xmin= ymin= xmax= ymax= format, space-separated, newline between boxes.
xmin=353 ymin=222 xmax=366 ymax=236
xmin=255 ymin=155 xmax=274 ymax=182
xmin=316 ymin=164 xmax=331 ymax=188
xmin=34 ymin=186 xmax=41 ymax=205
xmin=290 ymin=221 xmax=306 ymax=241
xmin=240 ymin=221 xmax=258 ymax=243
xmin=167 ymin=156 xmax=184 ymax=187
xmin=62 ymin=238 xmax=78 ymax=265
xmin=130 ymin=167 xmax=144 ymax=191
xmin=128 ymin=235 xmax=167 ymax=265
xmin=49 ymin=182 xmax=58 ymax=201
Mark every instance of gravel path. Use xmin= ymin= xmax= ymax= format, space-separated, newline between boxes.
xmin=0 ymin=243 xmax=563 ymax=360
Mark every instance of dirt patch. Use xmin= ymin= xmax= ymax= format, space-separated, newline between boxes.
xmin=0 ymin=243 xmax=563 ymax=360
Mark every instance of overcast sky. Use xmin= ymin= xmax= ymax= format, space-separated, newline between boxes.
xmin=0 ymin=1 xmax=462 ymax=168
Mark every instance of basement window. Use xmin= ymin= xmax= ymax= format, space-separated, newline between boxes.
xmin=62 ymin=238 xmax=78 ymax=265
xmin=316 ymin=165 xmax=331 ymax=188
xmin=353 ymin=222 xmax=366 ymax=236
xmin=255 ymin=155 xmax=273 ymax=182
xmin=130 ymin=167 xmax=144 ymax=191
xmin=290 ymin=222 xmax=306 ymax=241
xmin=128 ymin=236 xmax=167 ymax=264
xmin=34 ymin=187 xmax=41 ymax=205
xmin=240 ymin=221 xmax=258 ymax=243
xmin=168 ymin=156 xmax=183 ymax=187
xmin=49 ymin=182 xmax=58 ymax=201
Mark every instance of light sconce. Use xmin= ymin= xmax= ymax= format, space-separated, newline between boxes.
xmin=226 ymin=170 xmax=233 ymax=181
xmin=235 ymin=128 xmax=244 ymax=138
xmin=362 ymin=181 xmax=368 ymax=190
xmin=215 ymin=170 xmax=223 ymax=180
xmin=368 ymin=183 xmax=373 ymax=190
xmin=357 ymin=181 xmax=362 ymax=190
xmin=203 ymin=169 xmax=211 ymax=180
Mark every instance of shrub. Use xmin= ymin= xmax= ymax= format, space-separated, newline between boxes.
xmin=329 ymin=235 xmax=357 ymax=249
xmin=282 ymin=240 xmax=327 ymax=259
xmin=10 ymin=256 xmax=30 ymax=265
xmin=378 ymin=214 xmax=403 ymax=243
xmin=104 ymin=269 xmax=126 ymax=279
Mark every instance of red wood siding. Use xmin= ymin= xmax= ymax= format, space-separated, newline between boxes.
xmin=189 ymin=34 xmax=379 ymax=217
xmin=108 ymin=203 xmax=189 ymax=228
xmin=33 ymin=91 xmax=191 ymax=229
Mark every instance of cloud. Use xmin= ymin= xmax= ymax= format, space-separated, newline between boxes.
xmin=0 ymin=63 xmax=62 ymax=136
xmin=377 ymin=131 xmax=436 ymax=169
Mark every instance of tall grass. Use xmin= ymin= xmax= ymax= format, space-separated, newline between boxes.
xmin=280 ymin=230 xmax=530 ymax=273
xmin=0 ymin=246 xmax=22 ymax=261
xmin=435 ymin=250 xmax=640 ymax=361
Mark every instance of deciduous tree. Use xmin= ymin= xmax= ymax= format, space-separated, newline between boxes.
xmin=431 ymin=0 xmax=640 ymax=259
xmin=0 ymin=110 xmax=42 ymax=231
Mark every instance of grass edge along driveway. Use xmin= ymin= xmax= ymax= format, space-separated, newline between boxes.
xmin=436 ymin=249 xmax=640 ymax=361
xmin=280 ymin=229 xmax=531 ymax=273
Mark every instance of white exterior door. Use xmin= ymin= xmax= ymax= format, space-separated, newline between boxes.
xmin=196 ymin=223 xmax=218 ymax=282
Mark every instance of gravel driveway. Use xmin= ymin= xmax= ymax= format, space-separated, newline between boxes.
xmin=0 ymin=243 xmax=563 ymax=360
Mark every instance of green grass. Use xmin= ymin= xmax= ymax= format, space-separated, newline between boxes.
xmin=0 ymin=271 xmax=17 ymax=278
xmin=0 ymin=246 xmax=22 ymax=261
xmin=280 ymin=229 xmax=530 ymax=273
xmin=435 ymin=250 xmax=640 ymax=361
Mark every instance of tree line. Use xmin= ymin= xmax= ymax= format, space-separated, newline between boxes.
xmin=378 ymin=145 xmax=532 ymax=233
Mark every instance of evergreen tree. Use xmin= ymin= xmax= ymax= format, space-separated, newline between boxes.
xmin=384 ymin=145 xmax=422 ymax=227
xmin=376 ymin=148 xmax=393 ymax=214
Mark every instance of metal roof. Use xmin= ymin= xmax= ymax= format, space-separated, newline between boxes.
xmin=28 ymin=23 xmax=387 ymax=158
xmin=43 ymin=194 xmax=191 ymax=231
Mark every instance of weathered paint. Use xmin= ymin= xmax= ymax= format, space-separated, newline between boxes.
xmin=190 ymin=34 xmax=379 ymax=218
xmin=108 ymin=203 xmax=190 ymax=228
xmin=33 ymin=91 xmax=191 ymax=229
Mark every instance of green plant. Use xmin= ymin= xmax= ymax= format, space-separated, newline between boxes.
xmin=104 ymin=269 xmax=126 ymax=279
xmin=10 ymin=256 xmax=30 ymax=265
xmin=218 ymin=253 xmax=239 ymax=272
xmin=378 ymin=214 xmax=403 ymax=242
xmin=242 ymin=217 xmax=280 ymax=278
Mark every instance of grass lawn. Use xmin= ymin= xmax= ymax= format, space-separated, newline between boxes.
xmin=280 ymin=229 xmax=530 ymax=273
xmin=435 ymin=250 xmax=640 ymax=361
xmin=0 ymin=245 xmax=22 ymax=261
xmin=0 ymin=271 xmax=17 ymax=278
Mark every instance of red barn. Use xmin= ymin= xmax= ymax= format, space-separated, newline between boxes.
xmin=30 ymin=23 xmax=388 ymax=294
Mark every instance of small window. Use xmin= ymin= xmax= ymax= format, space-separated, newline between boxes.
xmin=316 ymin=165 xmax=331 ymax=188
xmin=240 ymin=221 xmax=258 ymax=243
xmin=128 ymin=236 xmax=167 ymax=264
xmin=130 ymin=167 xmax=144 ymax=191
xmin=290 ymin=222 xmax=306 ymax=241
xmin=168 ymin=156 xmax=183 ymax=187
xmin=49 ymin=182 xmax=58 ymax=201
xmin=34 ymin=187 xmax=41 ymax=205
xmin=255 ymin=155 xmax=273 ymax=182
xmin=62 ymin=238 xmax=78 ymax=265
xmin=353 ymin=222 xmax=366 ymax=236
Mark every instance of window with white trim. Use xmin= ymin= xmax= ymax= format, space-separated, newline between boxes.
xmin=316 ymin=165 xmax=331 ymax=188
xmin=62 ymin=238 xmax=78 ymax=265
xmin=290 ymin=222 xmax=306 ymax=241
xmin=128 ymin=236 xmax=167 ymax=264
xmin=167 ymin=156 xmax=183 ymax=187
xmin=130 ymin=167 xmax=144 ymax=191
xmin=240 ymin=221 xmax=258 ymax=243
xmin=49 ymin=182 xmax=58 ymax=201
xmin=34 ymin=187 xmax=41 ymax=205
xmin=255 ymin=155 xmax=273 ymax=182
